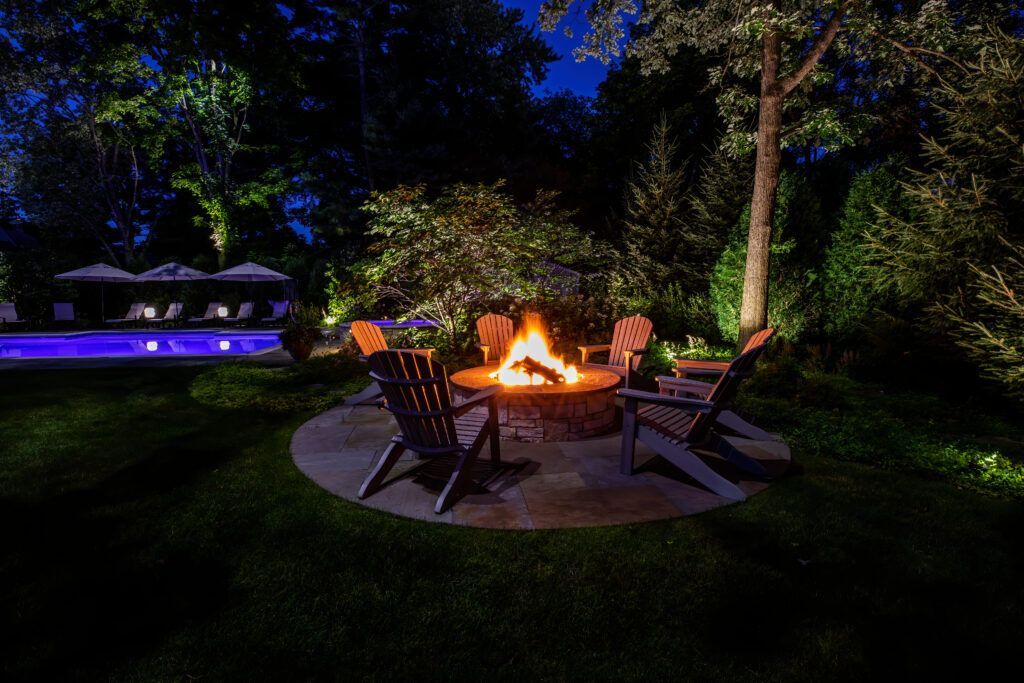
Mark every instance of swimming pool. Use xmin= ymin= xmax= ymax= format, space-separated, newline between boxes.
xmin=0 ymin=331 xmax=282 ymax=359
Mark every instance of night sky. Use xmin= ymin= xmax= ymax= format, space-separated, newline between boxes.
xmin=502 ymin=0 xmax=615 ymax=97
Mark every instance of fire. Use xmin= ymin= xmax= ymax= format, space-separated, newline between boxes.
xmin=490 ymin=321 xmax=580 ymax=386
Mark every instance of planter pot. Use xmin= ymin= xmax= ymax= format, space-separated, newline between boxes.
xmin=287 ymin=340 xmax=315 ymax=362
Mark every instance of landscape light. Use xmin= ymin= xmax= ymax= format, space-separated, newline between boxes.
xmin=219 ymin=340 xmax=231 ymax=350
xmin=217 ymin=306 xmax=229 ymax=317
xmin=146 ymin=341 xmax=158 ymax=351
xmin=144 ymin=307 xmax=156 ymax=318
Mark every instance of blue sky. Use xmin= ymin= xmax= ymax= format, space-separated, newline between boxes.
xmin=502 ymin=0 xmax=613 ymax=98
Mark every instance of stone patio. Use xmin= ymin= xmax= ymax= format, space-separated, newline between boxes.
xmin=291 ymin=385 xmax=791 ymax=529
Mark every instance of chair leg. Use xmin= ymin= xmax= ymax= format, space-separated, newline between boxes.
xmin=620 ymin=397 xmax=638 ymax=475
xmin=359 ymin=437 xmax=406 ymax=499
xmin=487 ymin=396 xmax=500 ymax=464
xmin=650 ymin=437 xmax=746 ymax=501
xmin=716 ymin=410 xmax=781 ymax=442
xmin=435 ymin=447 xmax=477 ymax=514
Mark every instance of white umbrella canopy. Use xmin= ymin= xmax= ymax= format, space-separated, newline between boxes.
xmin=133 ymin=262 xmax=210 ymax=282
xmin=55 ymin=263 xmax=136 ymax=282
xmin=208 ymin=262 xmax=291 ymax=282
xmin=55 ymin=263 xmax=137 ymax=321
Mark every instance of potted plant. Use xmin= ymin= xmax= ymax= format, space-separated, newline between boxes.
xmin=280 ymin=304 xmax=323 ymax=362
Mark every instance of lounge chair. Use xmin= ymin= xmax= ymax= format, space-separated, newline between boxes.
xmin=261 ymin=300 xmax=290 ymax=325
xmin=0 ymin=302 xmax=27 ymax=329
xmin=224 ymin=302 xmax=253 ymax=324
xmin=105 ymin=302 xmax=146 ymax=326
xmin=351 ymin=320 xmax=434 ymax=361
xmin=359 ymin=350 xmax=502 ymax=513
xmin=52 ymin=302 xmax=75 ymax=323
xmin=476 ymin=313 xmax=514 ymax=364
xmin=146 ymin=302 xmax=183 ymax=326
xmin=578 ymin=315 xmax=654 ymax=387
xmin=619 ymin=343 xmax=785 ymax=501
xmin=188 ymin=302 xmax=223 ymax=325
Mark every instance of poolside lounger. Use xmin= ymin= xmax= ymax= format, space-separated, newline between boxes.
xmin=224 ymin=302 xmax=254 ymax=324
xmin=261 ymin=300 xmax=290 ymax=324
xmin=188 ymin=302 xmax=223 ymax=324
xmin=105 ymin=302 xmax=146 ymax=326
xmin=147 ymin=302 xmax=183 ymax=326
xmin=0 ymin=302 xmax=28 ymax=329
xmin=53 ymin=302 xmax=76 ymax=323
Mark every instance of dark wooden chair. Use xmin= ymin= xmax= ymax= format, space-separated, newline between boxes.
xmin=672 ymin=327 xmax=776 ymax=379
xmin=578 ymin=315 xmax=654 ymax=387
xmin=350 ymin=320 xmax=434 ymax=362
xmin=475 ymin=313 xmax=515 ymax=365
xmin=659 ymin=327 xmax=778 ymax=442
xmin=359 ymin=350 xmax=502 ymax=514
xmin=619 ymin=344 xmax=772 ymax=501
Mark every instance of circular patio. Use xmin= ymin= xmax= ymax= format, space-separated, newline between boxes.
xmin=291 ymin=385 xmax=791 ymax=529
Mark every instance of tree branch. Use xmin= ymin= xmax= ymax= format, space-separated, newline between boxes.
xmin=778 ymin=0 xmax=852 ymax=96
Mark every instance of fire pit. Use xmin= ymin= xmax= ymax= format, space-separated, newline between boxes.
xmin=450 ymin=319 xmax=620 ymax=442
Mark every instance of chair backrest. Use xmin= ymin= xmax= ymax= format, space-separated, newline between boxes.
xmin=687 ymin=344 xmax=768 ymax=443
xmin=351 ymin=320 xmax=388 ymax=356
xmin=202 ymin=302 xmax=221 ymax=318
xmin=0 ymin=302 xmax=18 ymax=321
xmin=476 ymin=313 xmax=514 ymax=360
xmin=742 ymin=327 xmax=776 ymax=353
xmin=236 ymin=302 xmax=254 ymax=319
xmin=166 ymin=302 xmax=183 ymax=320
xmin=125 ymin=302 xmax=146 ymax=320
xmin=609 ymin=315 xmax=654 ymax=369
xmin=53 ymin=302 xmax=75 ymax=321
xmin=268 ymin=300 xmax=289 ymax=318
xmin=368 ymin=350 xmax=460 ymax=453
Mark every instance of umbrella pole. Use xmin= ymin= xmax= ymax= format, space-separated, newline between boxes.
xmin=101 ymin=281 xmax=105 ymax=323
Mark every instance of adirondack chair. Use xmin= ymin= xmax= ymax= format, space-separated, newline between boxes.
xmin=618 ymin=343 xmax=774 ymax=501
xmin=476 ymin=313 xmax=514 ymax=364
xmin=359 ymin=350 xmax=502 ymax=513
xmin=578 ymin=315 xmax=654 ymax=386
xmin=672 ymin=327 xmax=776 ymax=379
xmin=660 ymin=327 xmax=779 ymax=442
xmin=350 ymin=320 xmax=434 ymax=361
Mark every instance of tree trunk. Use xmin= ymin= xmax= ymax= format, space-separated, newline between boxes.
xmin=738 ymin=29 xmax=784 ymax=348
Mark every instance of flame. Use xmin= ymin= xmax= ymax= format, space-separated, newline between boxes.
xmin=490 ymin=321 xmax=579 ymax=386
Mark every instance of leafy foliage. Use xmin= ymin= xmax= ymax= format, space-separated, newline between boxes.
xmin=710 ymin=172 xmax=825 ymax=342
xmin=352 ymin=181 xmax=603 ymax=346
xmin=820 ymin=162 xmax=908 ymax=340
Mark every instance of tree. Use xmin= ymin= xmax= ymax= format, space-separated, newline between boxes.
xmin=539 ymin=0 xmax=996 ymax=344
xmin=619 ymin=115 xmax=689 ymax=293
xmin=354 ymin=181 xmax=597 ymax=345
xmin=169 ymin=60 xmax=286 ymax=265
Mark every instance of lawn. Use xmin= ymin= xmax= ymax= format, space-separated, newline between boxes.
xmin=2 ymin=362 xmax=1023 ymax=680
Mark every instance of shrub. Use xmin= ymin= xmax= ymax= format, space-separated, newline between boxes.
xmin=820 ymin=163 xmax=908 ymax=341
xmin=709 ymin=171 xmax=824 ymax=343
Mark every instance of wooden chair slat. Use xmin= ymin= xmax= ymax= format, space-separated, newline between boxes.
xmin=476 ymin=313 xmax=515 ymax=364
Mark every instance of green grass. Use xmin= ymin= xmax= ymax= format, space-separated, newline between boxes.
xmin=2 ymin=363 xmax=1024 ymax=680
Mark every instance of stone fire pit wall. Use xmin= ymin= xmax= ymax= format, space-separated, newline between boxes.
xmin=452 ymin=368 xmax=618 ymax=444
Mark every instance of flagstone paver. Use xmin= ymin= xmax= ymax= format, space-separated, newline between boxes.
xmin=290 ymin=388 xmax=789 ymax=529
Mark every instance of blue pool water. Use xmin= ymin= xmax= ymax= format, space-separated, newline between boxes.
xmin=0 ymin=331 xmax=282 ymax=359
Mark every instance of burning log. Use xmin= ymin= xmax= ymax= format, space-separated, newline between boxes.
xmin=510 ymin=355 xmax=566 ymax=384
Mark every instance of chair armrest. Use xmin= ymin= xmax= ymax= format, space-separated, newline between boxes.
xmin=657 ymin=375 xmax=713 ymax=398
xmin=390 ymin=347 xmax=435 ymax=359
xmin=673 ymin=358 xmax=729 ymax=378
xmin=454 ymin=385 xmax=503 ymax=417
xmin=578 ymin=343 xmax=610 ymax=364
xmin=617 ymin=388 xmax=714 ymax=412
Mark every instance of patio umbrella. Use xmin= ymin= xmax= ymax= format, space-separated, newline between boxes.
xmin=55 ymin=262 xmax=136 ymax=321
xmin=208 ymin=261 xmax=292 ymax=303
xmin=134 ymin=262 xmax=210 ymax=316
